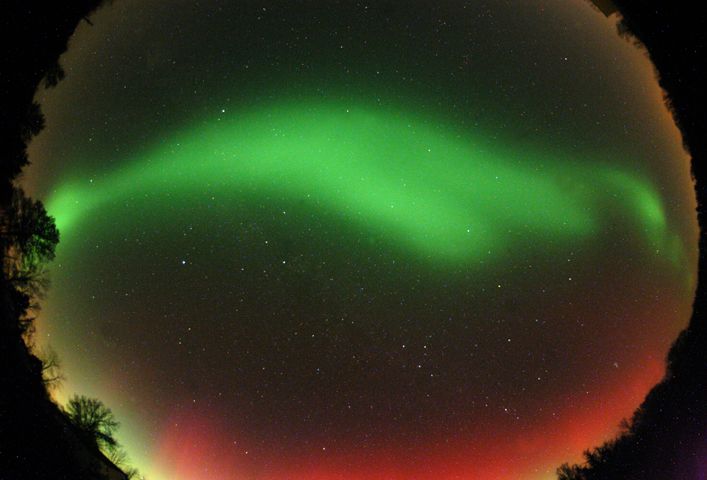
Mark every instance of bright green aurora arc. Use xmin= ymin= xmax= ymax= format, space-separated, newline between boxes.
xmin=48 ymin=99 xmax=681 ymax=267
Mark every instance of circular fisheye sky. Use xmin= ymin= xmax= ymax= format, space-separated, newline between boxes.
xmin=25 ymin=1 xmax=697 ymax=479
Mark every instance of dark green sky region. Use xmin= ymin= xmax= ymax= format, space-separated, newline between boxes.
xmin=25 ymin=1 xmax=697 ymax=478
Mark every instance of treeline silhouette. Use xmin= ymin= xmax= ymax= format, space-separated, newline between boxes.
xmin=557 ymin=2 xmax=707 ymax=479
xmin=1 ymin=2 xmax=142 ymax=479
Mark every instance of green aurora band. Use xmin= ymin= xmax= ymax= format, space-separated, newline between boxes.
xmin=47 ymin=100 xmax=684 ymax=267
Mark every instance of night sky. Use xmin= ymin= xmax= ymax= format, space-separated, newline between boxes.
xmin=24 ymin=1 xmax=698 ymax=479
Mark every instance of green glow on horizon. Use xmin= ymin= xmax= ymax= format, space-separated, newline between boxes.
xmin=46 ymin=100 xmax=683 ymax=266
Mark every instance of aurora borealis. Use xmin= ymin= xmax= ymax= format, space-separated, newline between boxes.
xmin=48 ymin=100 xmax=682 ymax=266
xmin=24 ymin=1 xmax=698 ymax=479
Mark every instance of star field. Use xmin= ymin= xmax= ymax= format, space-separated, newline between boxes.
xmin=25 ymin=1 xmax=698 ymax=479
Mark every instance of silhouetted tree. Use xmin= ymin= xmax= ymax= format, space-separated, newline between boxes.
xmin=110 ymin=448 xmax=147 ymax=480
xmin=65 ymin=395 xmax=120 ymax=453
xmin=556 ymin=418 xmax=636 ymax=479
xmin=0 ymin=187 xmax=58 ymax=336
xmin=2 ymin=187 xmax=59 ymax=267
xmin=1 ymin=187 xmax=58 ymax=329
xmin=108 ymin=448 xmax=128 ymax=468
xmin=124 ymin=467 xmax=147 ymax=480
xmin=37 ymin=346 xmax=64 ymax=390
xmin=18 ymin=102 xmax=45 ymax=144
